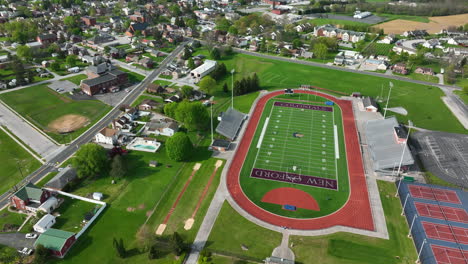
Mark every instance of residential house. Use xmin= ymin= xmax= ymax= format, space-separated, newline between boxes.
xmin=299 ymin=49 xmax=313 ymax=59
xmin=190 ymin=90 xmax=206 ymax=101
xmin=164 ymin=94 xmax=181 ymax=103
xmin=314 ymin=25 xmax=366 ymax=43
xmin=33 ymin=214 xmax=56 ymax=233
xmin=125 ymin=22 xmax=149 ymax=37
xmin=377 ymin=34 xmax=395 ymax=44
xmin=9 ymin=182 xmax=52 ymax=213
xmin=138 ymin=99 xmax=160 ymax=111
xmin=392 ymin=63 xmax=409 ymax=75
xmin=44 ymin=166 xmax=77 ymax=191
xmin=414 ymin=67 xmax=434 ymax=75
xmin=95 ymin=127 xmax=120 ymax=145
xmin=138 ymin=57 xmax=154 ymax=68
xmin=125 ymin=54 xmax=139 ymax=63
xmin=402 ymin=30 xmax=428 ymax=38
xmin=363 ymin=58 xmax=387 ymax=70
xmin=363 ymin=96 xmax=378 ymax=112
xmin=422 ymin=39 xmax=440 ymax=49
xmin=36 ymin=34 xmax=57 ymax=46
xmin=109 ymin=47 xmax=126 ymax=59
xmin=85 ymin=34 xmax=114 ymax=46
xmin=334 ymin=51 xmax=362 ymax=66
xmin=146 ymin=119 xmax=179 ymax=136
xmin=34 ymin=228 xmax=76 ymax=258
xmin=447 ymin=36 xmax=468 ymax=47
xmin=147 ymin=83 xmax=165 ymax=94
xmin=81 ymin=16 xmax=96 ymax=26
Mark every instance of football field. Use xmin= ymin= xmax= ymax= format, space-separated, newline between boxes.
xmin=252 ymin=101 xmax=338 ymax=182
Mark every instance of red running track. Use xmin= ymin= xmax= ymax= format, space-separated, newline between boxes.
xmin=227 ymin=90 xmax=374 ymax=230
xmin=432 ymin=245 xmax=468 ymax=264
xmin=415 ymin=202 xmax=468 ymax=223
xmin=409 ymin=185 xmax=461 ymax=204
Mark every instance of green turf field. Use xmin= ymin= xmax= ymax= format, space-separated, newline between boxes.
xmin=239 ymin=94 xmax=349 ymax=218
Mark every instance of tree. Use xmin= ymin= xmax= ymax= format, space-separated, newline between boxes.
xmin=210 ymin=63 xmax=227 ymax=80
xmin=50 ymin=62 xmax=61 ymax=72
xmin=148 ymin=245 xmax=159 ymax=260
xmin=64 ymin=16 xmax=78 ymax=28
xmin=66 ymin=55 xmax=77 ymax=67
xmin=169 ymin=232 xmax=185 ymax=256
xmin=166 ymin=132 xmax=193 ymax=161
xmin=72 ymin=143 xmax=107 ymax=179
xmin=113 ymin=237 xmax=126 ymax=258
xmin=280 ymin=48 xmax=290 ymax=57
xmin=33 ymin=244 xmax=49 ymax=264
xmin=463 ymin=85 xmax=468 ymax=95
xmin=11 ymin=58 xmax=26 ymax=85
xmin=313 ymin=43 xmax=328 ymax=60
xmin=292 ymin=38 xmax=303 ymax=49
xmin=199 ymin=76 xmax=216 ymax=94
xmin=174 ymin=101 xmax=210 ymax=131
xmin=16 ymin=45 xmax=32 ymax=60
xmin=223 ymin=83 xmax=229 ymax=93
xmin=187 ymin=58 xmax=195 ymax=70
xmin=215 ymin=18 xmax=231 ymax=32
xmin=181 ymin=86 xmax=194 ymax=99
xmin=164 ymin=102 xmax=179 ymax=118
xmin=210 ymin=47 xmax=221 ymax=60
xmin=110 ymin=155 xmax=126 ymax=179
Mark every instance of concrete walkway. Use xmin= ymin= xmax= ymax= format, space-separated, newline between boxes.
xmin=272 ymin=232 xmax=295 ymax=261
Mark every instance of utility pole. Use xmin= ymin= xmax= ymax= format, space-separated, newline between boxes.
xmin=384 ymin=82 xmax=393 ymax=119
xmin=231 ymin=69 xmax=235 ymax=109
xmin=395 ymin=120 xmax=411 ymax=197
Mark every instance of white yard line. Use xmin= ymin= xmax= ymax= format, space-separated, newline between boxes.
xmin=278 ymin=106 xmax=295 ymax=173
xmin=251 ymin=102 xmax=276 ymax=170
xmin=334 ymin=125 xmax=339 ymax=160
xmin=257 ymin=117 xmax=270 ymax=149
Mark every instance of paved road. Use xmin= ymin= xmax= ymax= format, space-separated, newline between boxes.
xmin=0 ymin=102 xmax=60 ymax=159
xmin=0 ymin=233 xmax=35 ymax=250
xmin=0 ymin=42 xmax=188 ymax=208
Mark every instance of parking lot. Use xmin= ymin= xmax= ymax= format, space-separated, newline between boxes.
xmin=48 ymin=80 xmax=78 ymax=94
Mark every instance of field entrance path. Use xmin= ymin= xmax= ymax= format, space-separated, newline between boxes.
xmin=271 ymin=232 xmax=295 ymax=262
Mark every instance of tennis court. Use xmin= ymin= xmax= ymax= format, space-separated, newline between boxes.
xmin=409 ymin=185 xmax=461 ymax=204
xmin=251 ymin=101 xmax=338 ymax=189
xmin=415 ymin=202 xmax=468 ymax=223
xmin=422 ymin=221 xmax=468 ymax=244
xmin=431 ymin=245 xmax=468 ymax=264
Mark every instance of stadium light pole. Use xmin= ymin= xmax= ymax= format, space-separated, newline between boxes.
xmin=395 ymin=120 xmax=411 ymax=197
xmin=401 ymin=193 xmax=410 ymax=216
xmin=210 ymin=96 xmax=214 ymax=144
xmin=408 ymin=214 xmax=418 ymax=238
xmin=383 ymin=82 xmax=393 ymax=119
xmin=416 ymin=239 xmax=427 ymax=264
xmin=231 ymin=69 xmax=235 ymax=109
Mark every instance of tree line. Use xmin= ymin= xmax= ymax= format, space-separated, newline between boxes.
xmin=233 ymin=73 xmax=260 ymax=96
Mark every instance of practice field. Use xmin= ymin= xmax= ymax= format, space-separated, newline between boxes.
xmin=229 ymin=90 xmax=373 ymax=230
xmin=0 ymin=84 xmax=111 ymax=143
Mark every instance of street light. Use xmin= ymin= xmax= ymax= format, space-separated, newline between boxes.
xmin=231 ymin=69 xmax=235 ymax=109
xmin=210 ymin=96 xmax=215 ymax=144
xmin=384 ymin=82 xmax=393 ymax=119
xmin=395 ymin=120 xmax=411 ymax=197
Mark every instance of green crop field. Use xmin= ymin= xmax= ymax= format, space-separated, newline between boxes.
xmin=0 ymin=84 xmax=111 ymax=143
xmin=0 ymin=129 xmax=41 ymax=195
xmin=309 ymin=18 xmax=370 ymax=28
xmin=239 ymin=94 xmax=349 ymax=218
xmin=193 ymin=49 xmax=466 ymax=134
xmin=367 ymin=43 xmax=394 ymax=56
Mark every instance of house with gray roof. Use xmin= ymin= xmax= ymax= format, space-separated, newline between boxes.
xmin=44 ymin=166 xmax=77 ymax=191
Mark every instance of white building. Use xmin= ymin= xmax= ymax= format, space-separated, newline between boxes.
xmin=353 ymin=11 xmax=372 ymax=19
xmin=190 ymin=60 xmax=217 ymax=82
xmin=38 ymin=196 xmax=59 ymax=214
xmin=95 ymin=128 xmax=120 ymax=145
xmin=145 ymin=119 xmax=179 ymax=137
xmin=33 ymin=214 xmax=56 ymax=233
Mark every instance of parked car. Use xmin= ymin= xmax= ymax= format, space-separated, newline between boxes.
xmin=18 ymin=248 xmax=33 ymax=255
xmin=25 ymin=233 xmax=37 ymax=239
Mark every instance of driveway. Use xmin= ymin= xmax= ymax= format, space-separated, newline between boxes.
xmin=0 ymin=233 xmax=35 ymax=250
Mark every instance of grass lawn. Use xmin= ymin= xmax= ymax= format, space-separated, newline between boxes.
xmin=159 ymin=74 xmax=173 ymax=80
xmin=206 ymin=202 xmax=282 ymax=261
xmin=210 ymin=255 xmax=257 ymax=264
xmin=36 ymin=171 xmax=58 ymax=188
xmin=366 ymin=43 xmax=394 ymax=56
xmin=57 ymin=134 xmax=219 ymax=263
xmin=0 ymin=129 xmax=41 ymax=195
xmin=455 ymin=78 xmax=468 ymax=90
xmin=290 ymin=181 xmax=417 ymax=264
xmin=131 ymin=95 xmax=164 ymax=107
xmin=193 ymin=49 xmax=466 ymax=134
xmin=405 ymin=72 xmax=439 ymax=83
xmin=454 ymin=90 xmax=468 ymax=105
xmin=153 ymin=79 xmax=173 ymax=86
xmin=309 ymin=18 xmax=370 ymax=28
xmin=0 ymin=84 xmax=111 ymax=143
xmin=60 ymin=74 xmax=87 ymax=85
xmin=54 ymin=197 xmax=100 ymax=233
xmin=0 ymin=208 xmax=30 ymax=233
xmin=118 ymin=67 xmax=145 ymax=83
xmin=376 ymin=13 xmax=430 ymax=23
xmin=423 ymin=171 xmax=460 ymax=188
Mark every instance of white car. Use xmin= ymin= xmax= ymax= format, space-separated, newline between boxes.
xmin=18 ymin=248 xmax=33 ymax=255
xmin=25 ymin=233 xmax=37 ymax=239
